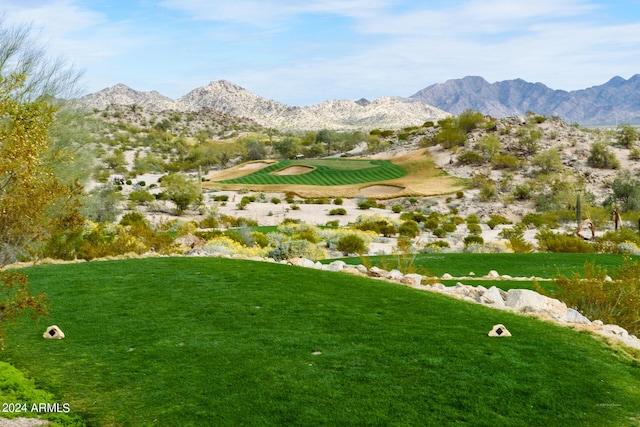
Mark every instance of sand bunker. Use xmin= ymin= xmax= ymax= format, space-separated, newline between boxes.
xmin=360 ymin=185 xmax=405 ymax=195
xmin=240 ymin=161 xmax=273 ymax=171
xmin=272 ymin=165 xmax=315 ymax=176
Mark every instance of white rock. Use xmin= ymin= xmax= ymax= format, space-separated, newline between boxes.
xmin=505 ymin=289 xmax=567 ymax=314
xmin=602 ymin=324 xmax=629 ymax=337
xmin=387 ymin=269 xmax=404 ymax=280
xmin=355 ymin=264 xmax=368 ymax=274
xmin=485 ymin=270 xmax=500 ymax=278
xmin=564 ymin=308 xmax=591 ymax=324
xmin=369 ymin=266 xmax=390 ymax=278
xmin=481 ymin=286 xmax=506 ymax=307
xmin=400 ymin=273 xmax=423 ymax=287
xmin=441 ymin=273 xmax=453 ymax=280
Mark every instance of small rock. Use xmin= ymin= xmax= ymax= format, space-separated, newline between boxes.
xmin=488 ymin=324 xmax=512 ymax=337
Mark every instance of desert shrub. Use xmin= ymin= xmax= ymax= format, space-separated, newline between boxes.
xmin=400 ymin=211 xmax=427 ymax=224
xmin=513 ymin=183 xmax=532 ymax=200
xmin=492 ymin=154 xmax=522 ymax=170
xmin=457 ymin=150 xmax=484 ymax=165
xmin=329 ymin=208 xmax=347 ymax=216
xmin=199 ymin=216 xmax=219 ymax=229
xmin=442 ymin=222 xmax=457 ymax=233
xmin=463 ymin=235 xmax=484 ymax=246
xmin=587 ymin=141 xmax=619 ymax=169
xmin=467 ymin=223 xmax=482 ymax=235
xmin=616 ymin=124 xmax=638 ymax=148
xmin=545 ymin=258 xmax=640 ymax=335
xmin=357 ymin=199 xmax=378 ymax=210
xmin=268 ymin=239 xmax=326 ymax=261
xmin=456 ymin=109 xmax=485 ymax=133
xmin=398 ymin=220 xmax=419 ymax=238
xmin=521 ymin=213 xmax=560 ymax=229
xmin=290 ymin=204 xmax=300 ymax=210
xmin=432 ymin=228 xmax=446 ymax=238
xmin=487 ymin=214 xmax=512 ymax=230
xmin=595 ymin=228 xmax=640 ymax=254
xmin=325 ymin=220 xmax=339 ymax=227
xmin=213 ymin=195 xmax=229 ymax=202
xmin=336 ymin=234 xmax=367 ymax=255
xmin=391 ymin=205 xmax=402 ymax=213
xmin=423 ymin=217 xmax=439 ymax=230
xmin=129 ymin=189 xmax=154 ymax=205
xmin=466 ymin=213 xmax=480 ymax=224
xmin=604 ymin=171 xmax=640 ymax=212
xmin=479 ymin=182 xmax=498 ymax=201
xmin=532 ymin=148 xmax=563 ymax=174
xmin=535 ymin=229 xmax=595 ymax=253
xmin=456 ymin=191 xmax=464 ymax=199
xmin=271 ymin=197 xmax=281 ymax=204
xmin=333 ymin=197 xmax=343 ymax=205
xmin=354 ymin=217 xmax=397 ymax=237
xmin=499 ymin=223 xmax=534 ymax=253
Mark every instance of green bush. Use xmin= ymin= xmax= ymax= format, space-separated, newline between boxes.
xmin=357 ymin=199 xmax=378 ymax=210
xmin=391 ymin=205 xmax=402 ymax=213
xmin=333 ymin=197 xmax=343 ymax=205
xmin=329 ymin=208 xmax=347 ymax=216
xmin=522 ymin=213 xmax=560 ymax=229
xmin=442 ymin=222 xmax=457 ymax=233
xmin=545 ymin=258 xmax=640 ymax=335
xmin=271 ymin=197 xmax=281 ymax=204
xmin=463 ymin=235 xmax=484 ymax=246
xmin=432 ymin=227 xmax=446 ymax=238
xmin=399 ymin=220 xmax=419 ymax=238
xmin=199 ymin=216 xmax=219 ymax=228
xmin=457 ymin=150 xmax=484 ymax=165
xmin=467 ymin=223 xmax=482 ymax=235
xmin=336 ymin=234 xmax=367 ymax=255
xmin=492 ymin=154 xmax=522 ymax=170
xmin=535 ymin=229 xmax=595 ymax=253
xmin=588 ymin=141 xmax=619 ymax=169
xmin=213 ymin=195 xmax=229 ymax=202
xmin=487 ymin=214 xmax=512 ymax=230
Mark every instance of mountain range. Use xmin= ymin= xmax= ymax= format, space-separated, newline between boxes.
xmin=410 ymin=75 xmax=640 ymax=126
xmin=78 ymin=80 xmax=449 ymax=131
xmin=78 ymin=75 xmax=640 ymax=130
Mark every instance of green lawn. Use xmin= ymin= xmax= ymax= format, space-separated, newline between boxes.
xmin=2 ymin=257 xmax=640 ymax=426
xmin=216 ymin=159 xmax=406 ymax=186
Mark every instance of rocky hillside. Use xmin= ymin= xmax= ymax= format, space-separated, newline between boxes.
xmin=411 ymin=75 xmax=640 ymax=126
xmin=78 ymin=80 xmax=450 ymax=131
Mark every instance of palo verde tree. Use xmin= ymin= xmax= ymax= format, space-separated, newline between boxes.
xmin=0 ymin=17 xmax=84 ymax=346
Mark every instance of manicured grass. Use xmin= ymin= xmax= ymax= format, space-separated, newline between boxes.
xmin=3 ymin=257 xmax=640 ymax=426
xmin=340 ymin=253 xmax=636 ymax=279
xmin=216 ymin=159 xmax=406 ymax=186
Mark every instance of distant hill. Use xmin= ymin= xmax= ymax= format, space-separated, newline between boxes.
xmin=78 ymin=80 xmax=449 ymax=131
xmin=410 ymin=75 xmax=640 ymax=126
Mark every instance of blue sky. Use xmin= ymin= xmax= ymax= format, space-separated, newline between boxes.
xmin=4 ymin=0 xmax=640 ymax=105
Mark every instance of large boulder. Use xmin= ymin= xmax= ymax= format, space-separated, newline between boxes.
xmin=480 ymin=286 xmax=506 ymax=307
xmin=505 ymin=289 xmax=567 ymax=314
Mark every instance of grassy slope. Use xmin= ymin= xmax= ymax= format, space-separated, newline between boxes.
xmin=2 ymin=257 xmax=639 ymax=426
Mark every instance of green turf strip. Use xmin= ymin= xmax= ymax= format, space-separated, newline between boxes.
xmin=2 ymin=257 xmax=639 ymax=426
xmin=217 ymin=159 xmax=406 ymax=186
